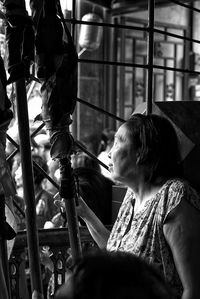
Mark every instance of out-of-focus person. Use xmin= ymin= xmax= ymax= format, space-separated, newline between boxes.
xmin=54 ymin=250 xmax=173 ymax=299
xmin=13 ymin=153 xmax=58 ymax=228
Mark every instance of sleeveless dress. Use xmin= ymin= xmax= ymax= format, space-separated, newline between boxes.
xmin=107 ymin=179 xmax=200 ymax=298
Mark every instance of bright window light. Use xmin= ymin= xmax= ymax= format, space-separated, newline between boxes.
xmin=25 ymin=0 xmax=31 ymax=15
xmin=25 ymin=0 xmax=73 ymax=14
xmin=60 ymin=0 xmax=72 ymax=12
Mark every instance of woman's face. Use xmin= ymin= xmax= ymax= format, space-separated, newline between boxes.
xmin=108 ymin=124 xmax=138 ymax=184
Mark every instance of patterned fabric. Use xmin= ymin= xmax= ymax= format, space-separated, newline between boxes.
xmin=107 ymin=179 xmax=200 ymax=298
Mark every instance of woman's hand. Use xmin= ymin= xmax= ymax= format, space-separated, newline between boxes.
xmin=54 ymin=194 xmax=110 ymax=248
xmin=54 ymin=195 xmax=92 ymax=222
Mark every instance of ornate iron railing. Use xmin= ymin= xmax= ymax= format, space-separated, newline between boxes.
xmin=9 ymin=227 xmax=103 ymax=298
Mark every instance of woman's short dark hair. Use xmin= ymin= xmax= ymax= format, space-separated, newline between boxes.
xmin=125 ymin=113 xmax=183 ymax=182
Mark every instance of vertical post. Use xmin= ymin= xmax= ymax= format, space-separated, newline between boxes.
xmin=0 ymin=256 xmax=9 ymax=299
xmin=119 ymin=16 xmax=125 ymax=120
xmin=146 ymin=0 xmax=155 ymax=115
xmin=0 ymin=194 xmax=11 ymax=299
xmin=109 ymin=17 xmax=118 ymax=130
xmin=48 ymin=0 xmax=82 ymax=264
xmin=59 ymin=158 xmax=82 ymax=263
xmin=77 ymin=0 xmax=81 ymax=140
xmin=71 ymin=0 xmax=76 ymax=40
xmin=71 ymin=0 xmax=78 ymax=139
xmin=186 ymin=2 xmax=194 ymax=101
xmin=15 ymin=78 xmax=43 ymax=298
xmin=103 ymin=9 xmax=111 ymax=128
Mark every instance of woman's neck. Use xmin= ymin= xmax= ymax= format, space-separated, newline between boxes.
xmin=129 ymin=176 xmax=167 ymax=206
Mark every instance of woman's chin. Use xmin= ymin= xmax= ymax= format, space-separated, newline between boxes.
xmin=111 ymin=172 xmax=121 ymax=183
xmin=112 ymin=174 xmax=128 ymax=186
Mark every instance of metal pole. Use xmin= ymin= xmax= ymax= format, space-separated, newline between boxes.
xmin=109 ymin=17 xmax=118 ymax=130
xmin=146 ymin=0 xmax=155 ymax=114
xmin=59 ymin=158 xmax=82 ymax=263
xmin=15 ymin=78 xmax=43 ymax=298
xmin=0 ymin=194 xmax=11 ymax=299
xmin=119 ymin=16 xmax=125 ymax=120
xmin=77 ymin=0 xmax=81 ymax=140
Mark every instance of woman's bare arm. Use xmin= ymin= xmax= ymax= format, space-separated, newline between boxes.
xmin=77 ymin=196 xmax=110 ymax=248
xmin=163 ymin=200 xmax=200 ymax=299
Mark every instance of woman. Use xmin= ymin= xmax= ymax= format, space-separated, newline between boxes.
xmin=77 ymin=113 xmax=200 ymax=299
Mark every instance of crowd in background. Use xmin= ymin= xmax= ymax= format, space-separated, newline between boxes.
xmin=6 ymin=116 xmax=116 ymax=230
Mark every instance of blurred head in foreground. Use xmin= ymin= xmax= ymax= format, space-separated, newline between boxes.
xmin=55 ymin=250 xmax=173 ymax=299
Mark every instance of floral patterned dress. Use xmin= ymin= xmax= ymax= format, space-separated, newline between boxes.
xmin=107 ymin=179 xmax=200 ymax=298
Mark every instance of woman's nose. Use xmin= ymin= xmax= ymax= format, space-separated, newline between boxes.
xmin=108 ymin=151 xmax=111 ymax=159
